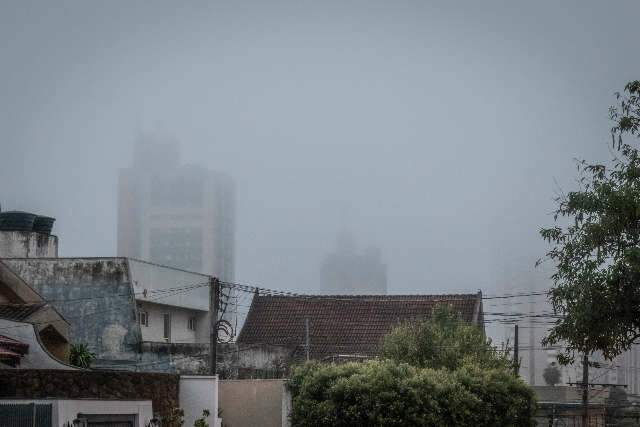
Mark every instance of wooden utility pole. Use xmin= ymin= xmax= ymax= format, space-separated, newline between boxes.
xmin=514 ymin=324 xmax=519 ymax=376
xmin=305 ymin=318 xmax=310 ymax=361
xmin=582 ymin=353 xmax=589 ymax=426
xmin=209 ymin=277 xmax=219 ymax=376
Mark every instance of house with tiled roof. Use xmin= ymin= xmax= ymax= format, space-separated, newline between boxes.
xmin=221 ymin=292 xmax=483 ymax=378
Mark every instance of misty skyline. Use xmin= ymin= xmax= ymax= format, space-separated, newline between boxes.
xmin=2 ymin=0 xmax=639 ymax=295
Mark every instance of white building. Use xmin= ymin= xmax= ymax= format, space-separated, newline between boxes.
xmin=118 ymin=134 xmax=235 ymax=281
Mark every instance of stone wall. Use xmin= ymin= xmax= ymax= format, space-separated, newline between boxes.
xmin=0 ymin=369 xmax=179 ymax=419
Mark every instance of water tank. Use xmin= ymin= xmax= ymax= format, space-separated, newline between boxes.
xmin=0 ymin=211 xmax=37 ymax=232
xmin=33 ymin=215 xmax=56 ymax=234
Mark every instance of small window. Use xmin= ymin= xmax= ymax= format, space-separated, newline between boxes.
xmin=163 ymin=314 xmax=171 ymax=341
xmin=188 ymin=317 xmax=197 ymax=331
xmin=138 ymin=311 xmax=148 ymax=327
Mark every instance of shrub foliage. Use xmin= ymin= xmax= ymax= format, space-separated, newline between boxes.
xmin=379 ymin=305 xmax=513 ymax=371
xmin=288 ymin=360 xmax=536 ymax=427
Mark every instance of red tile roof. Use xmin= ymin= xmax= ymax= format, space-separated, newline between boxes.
xmin=0 ymin=334 xmax=29 ymax=353
xmin=0 ymin=334 xmax=28 ymax=365
xmin=237 ymin=293 xmax=483 ymax=360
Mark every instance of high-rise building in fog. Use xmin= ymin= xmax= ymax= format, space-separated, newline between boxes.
xmin=118 ymin=134 xmax=235 ymax=280
xmin=320 ymin=232 xmax=387 ymax=294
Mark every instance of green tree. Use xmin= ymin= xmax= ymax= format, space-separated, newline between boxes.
xmin=69 ymin=343 xmax=96 ymax=368
xmin=379 ymin=304 xmax=513 ymax=371
xmin=539 ymin=81 xmax=640 ymax=363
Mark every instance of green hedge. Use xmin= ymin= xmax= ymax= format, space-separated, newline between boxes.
xmin=288 ymin=360 xmax=536 ymax=427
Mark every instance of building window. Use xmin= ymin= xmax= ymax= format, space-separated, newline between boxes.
xmin=188 ymin=317 xmax=197 ymax=331
xmin=138 ymin=311 xmax=148 ymax=327
xmin=163 ymin=314 xmax=171 ymax=341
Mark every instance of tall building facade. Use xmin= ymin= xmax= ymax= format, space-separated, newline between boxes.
xmin=320 ymin=232 xmax=387 ymax=295
xmin=118 ymin=134 xmax=235 ymax=281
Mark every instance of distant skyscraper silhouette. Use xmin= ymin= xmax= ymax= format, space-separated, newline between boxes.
xmin=320 ymin=232 xmax=387 ymax=294
xmin=118 ymin=133 xmax=235 ymax=280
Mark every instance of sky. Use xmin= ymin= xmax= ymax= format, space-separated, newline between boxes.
xmin=1 ymin=0 xmax=639 ymax=297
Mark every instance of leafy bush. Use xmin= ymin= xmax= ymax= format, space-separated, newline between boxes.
xmin=288 ymin=360 xmax=536 ymax=427
xmin=69 ymin=343 xmax=96 ymax=368
xmin=380 ymin=305 xmax=513 ymax=371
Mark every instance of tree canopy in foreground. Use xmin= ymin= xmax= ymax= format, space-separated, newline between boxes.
xmin=540 ymin=81 xmax=640 ymax=363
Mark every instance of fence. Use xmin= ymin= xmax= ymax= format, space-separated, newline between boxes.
xmin=544 ymin=414 xmax=640 ymax=426
xmin=0 ymin=403 xmax=52 ymax=427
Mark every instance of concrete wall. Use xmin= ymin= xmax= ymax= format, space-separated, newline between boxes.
xmin=3 ymin=258 xmax=141 ymax=366
xmin=0 ymin=231 xmax=58 ymax=258
xmin=219 ymin=379 xmax=291 ymax=427
xmin=218 ymin=343 xmax=292 ymax=379
xmin=0 ymin=369 xmax=179 ymax=420
xmin=139 ymin=342 xmax=210 ymax=374
xmin=180 ymin=376 xmax=220 ymax=427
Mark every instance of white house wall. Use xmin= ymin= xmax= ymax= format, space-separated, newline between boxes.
xmin=179 ymin=376 xmax=220 ymax=427
xmin=129 ymin=258 xmax=210 ymax=311
xmin=138 ymin=301 xmax=208 ymax=344
xmin=1 ymin=399 xmax=153 ymax=427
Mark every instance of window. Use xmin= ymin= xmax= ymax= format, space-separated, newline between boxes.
xmin=138 ymin=311 xmax=148 ymax=327
xmin=163 ymin=314 xmax=171 ymax=341
xmin=188 ymin=317 xmax=197 ymax=331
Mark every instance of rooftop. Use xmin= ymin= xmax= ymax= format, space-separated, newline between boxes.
xmin=237 ymin=293 xmax=483 ymax=360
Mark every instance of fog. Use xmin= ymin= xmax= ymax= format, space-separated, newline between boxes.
xmin=1 ymin=0 xmax=639 ymax=297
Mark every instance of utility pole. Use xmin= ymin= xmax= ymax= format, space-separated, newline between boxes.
xmin=209 ymin=277 xmax=219 ymax=376
xmin=305 ymin=318 xmax=310 ymax=361
xmin=582 ymin=353 xmax=589 ymax=426
xmin=513 ymin=324 xmax=519 ymax=376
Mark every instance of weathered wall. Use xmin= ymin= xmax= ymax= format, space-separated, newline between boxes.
xmin=140 ymin=342 xmax=210 ymax=374
xmin=218 ymin=379 xmax=291 ymax=427
xmin=137 ymin=342 xmax=292 ymax=377
xmin=0 ymin=231 xmax=58 ymax=258
xmin=3 ymin=258 xmax=141 ymax=366
xmin=0 ymin=369 xmax=180 ymax=420
xmin=218 ymin=343 xmax=292 ymax=379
